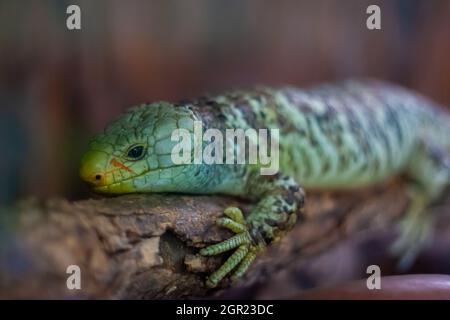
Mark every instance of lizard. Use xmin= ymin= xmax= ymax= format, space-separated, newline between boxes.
xmin=79 ymin=79 xmax=450 ymax=288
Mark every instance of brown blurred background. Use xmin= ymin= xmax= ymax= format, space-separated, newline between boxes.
xmin=1 ymin=0 xmax=450 ymax=205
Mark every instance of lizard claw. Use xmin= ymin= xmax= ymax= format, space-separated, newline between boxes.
xmin=200 ymin=207 xmax=262 ymax=288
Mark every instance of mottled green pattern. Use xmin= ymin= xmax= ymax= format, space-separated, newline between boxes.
xmin=80 ymin=79 xmax=450 ymax=286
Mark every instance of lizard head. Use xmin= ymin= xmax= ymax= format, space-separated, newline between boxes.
xmin=80 ymin=102 xmax=199 ymax=194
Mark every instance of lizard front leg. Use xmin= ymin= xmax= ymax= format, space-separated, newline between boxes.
xmin=200 ymin=172 xmax=305 ymax=287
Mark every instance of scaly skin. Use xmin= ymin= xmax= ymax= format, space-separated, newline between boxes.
xmin=80 ymin=79 xmax=450 ymax=287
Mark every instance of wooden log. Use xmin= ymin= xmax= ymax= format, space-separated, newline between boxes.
xmin=0 ymin=179 xmax=413 ymax=299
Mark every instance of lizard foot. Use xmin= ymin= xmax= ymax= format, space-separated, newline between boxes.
xmin=200 ymin=207 xmax=263 ymax=288
xmin=390 ymin=211 xmax=432 ymax=270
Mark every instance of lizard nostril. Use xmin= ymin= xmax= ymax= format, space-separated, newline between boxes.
xmin=95 ymin=174 xmax=102 ymax=181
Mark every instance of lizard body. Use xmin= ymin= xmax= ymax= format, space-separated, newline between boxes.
xmin=80 ymin=79 xmax=450 ymax=287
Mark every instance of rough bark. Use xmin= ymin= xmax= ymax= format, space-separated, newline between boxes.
xmin=0 ymin=178 xmax=413 ymax=299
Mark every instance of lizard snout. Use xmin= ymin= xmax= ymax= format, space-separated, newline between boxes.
xmin=79 ymin=150 xmax=109 ymax=187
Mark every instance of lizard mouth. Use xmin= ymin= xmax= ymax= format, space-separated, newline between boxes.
xmin=80 ymin=149 xmax=157 ymax=193
xmin=91 ymin=168 xmax=153 ymax=194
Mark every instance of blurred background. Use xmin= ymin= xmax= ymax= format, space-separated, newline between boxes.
xmin=0 ymin=0 xmax=450 ymax=204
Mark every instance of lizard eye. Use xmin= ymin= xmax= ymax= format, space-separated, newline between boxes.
xmin=126 ymin=145 xmax=145 ymax=160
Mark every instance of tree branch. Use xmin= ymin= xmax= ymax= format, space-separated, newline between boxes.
xmin=0 ymin=179 xmax=411 ymax=299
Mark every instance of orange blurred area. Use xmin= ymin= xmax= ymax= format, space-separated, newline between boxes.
xmin=0 ymin=0 xmax=450 ymax=203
